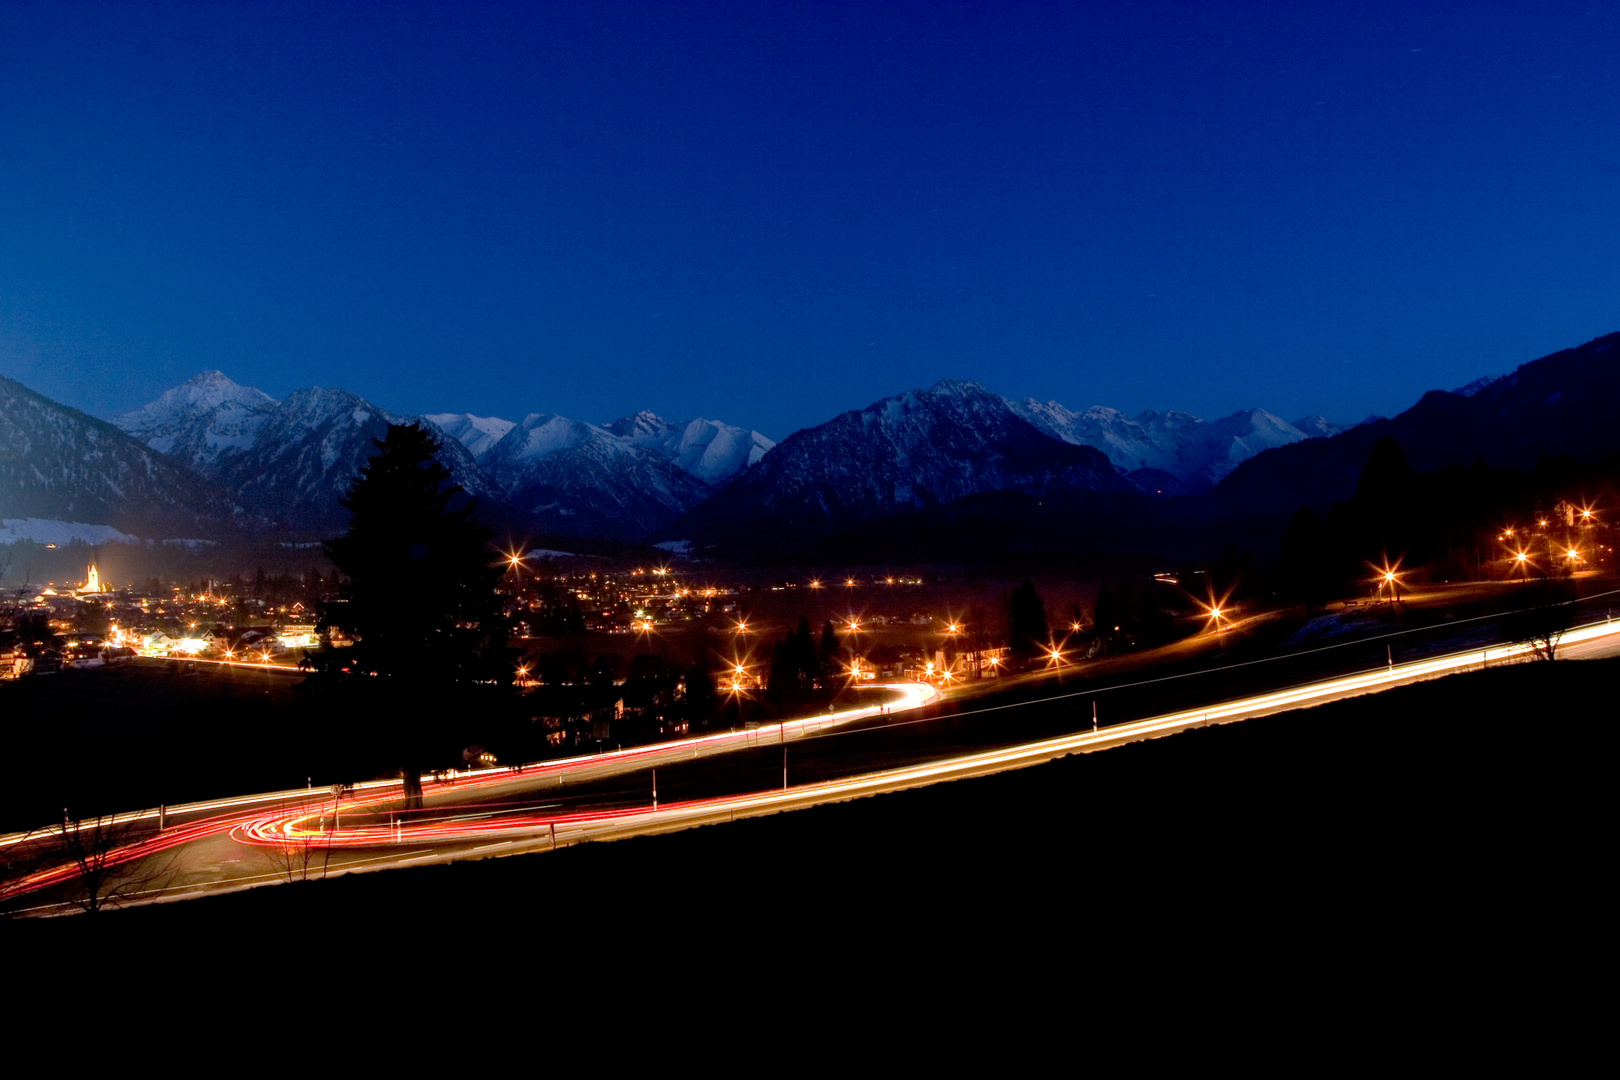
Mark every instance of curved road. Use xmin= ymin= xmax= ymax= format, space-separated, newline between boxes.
xmin=9 ymin=619 xmax=1620 ymax=916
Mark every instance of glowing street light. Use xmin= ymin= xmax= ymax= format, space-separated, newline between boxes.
xmin=1195 ymin=581 xmax=1237 ymax=634
xmin=1368 ymin=558 xmax=1404 ymax=604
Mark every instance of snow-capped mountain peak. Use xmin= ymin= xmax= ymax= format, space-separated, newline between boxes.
xmin=498 ymin=413 xmax=618 ymax=462
xmin=927 ymin=378 xmax=990 ymax=398
xmin=422 ymin=412 xmax=515 ymax=458
xmin=604 ymin=410 xmax=674 ymax=443
xmin=1451 ymin=375 xmax=1502 ymax=398
xmin=112 ymin=370 xmax=279 ymax=474
xmin=1007 ymin=397 xmax=1344 ymax=491
xmin=479 ymin=412 xmax=712 ymax=540
xmin=605 ymin=411 xmax=775 ymax=485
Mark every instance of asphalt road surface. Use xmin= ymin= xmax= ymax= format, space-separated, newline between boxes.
xmin=8 ymin=618 xmax=1619 ymax=917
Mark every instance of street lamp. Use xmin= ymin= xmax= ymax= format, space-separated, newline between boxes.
xmin=1368 ymin=558 xmax=1404 ymax=605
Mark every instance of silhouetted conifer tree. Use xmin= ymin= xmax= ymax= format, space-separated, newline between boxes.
xmin=319 ymin=423 xmax=510 ymax=808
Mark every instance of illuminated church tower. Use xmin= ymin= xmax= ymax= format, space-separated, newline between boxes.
xmin=83 ymin=563 xmax=103 ymax=594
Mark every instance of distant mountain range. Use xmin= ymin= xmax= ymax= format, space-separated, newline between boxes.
xmin=9 ymin=333 xmax=1613 ymax=557
xmin=1006 ymin=398 xmax=1343 ymax=495
xmin=9 ymin=367 xmax=1342 ymax=542
xmin=91 ymin=371 xmax=776 ymax=540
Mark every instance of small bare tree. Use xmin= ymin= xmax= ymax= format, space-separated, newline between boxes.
xmin=47 ymin=808 xmax=178 ymax=915
xmin=259 ymin=798 xmax=337 ymax=884
xmin=1510 ymin=577 xmax=1578 ymax=662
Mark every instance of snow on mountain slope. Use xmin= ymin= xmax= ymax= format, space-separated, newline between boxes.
xmin=682 ymin=379 xmax=1127 ymax=537
xmin=0 ymin=518 xmax=142 ymax=545
xmin=1 ymin=373 xmax=246 ymax=534
xmin=1450 ymin=375 xmax=1502 ymax=398
xmin=482 ymin=413 xmax=712 ymax=539
xmin=112 ymin=370 xmax=279 ymax=475
xmin=422 ymin=412 xmax=515 ymax=458
xmin=221 ymin=387 xmax=500 ymax=531
xmin=117 ymin=375 xmax=502 ymax=531
xmin=605 ymin=411 xmax=775 ymax=485
xmin=1290 ymin=414 xmax=1346 ymax=439
xmin=1009 ymin=397 xmax=1344 ymax=491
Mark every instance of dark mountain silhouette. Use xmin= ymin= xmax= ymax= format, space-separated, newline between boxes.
xmin=0 ymin=373 xmax=248 ymax=537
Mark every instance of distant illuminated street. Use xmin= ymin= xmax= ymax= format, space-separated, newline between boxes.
xmin=7 ymin=618 xmax=1620 ymax=917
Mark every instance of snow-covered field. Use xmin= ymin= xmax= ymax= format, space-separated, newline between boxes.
xmin=0 ymin=518 xmax=139 ymax=546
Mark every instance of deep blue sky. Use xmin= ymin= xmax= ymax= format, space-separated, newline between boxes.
xmin=2 ymin=1 xmax=1615 ymax=440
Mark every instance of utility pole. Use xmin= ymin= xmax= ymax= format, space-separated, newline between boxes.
xmin=1092 ymin=701 xmax=1098 ymax=733
xmin=652 ymin=768 xmax=658 ymax=810
xmin=783 ymin=746 xmax=788 ymax=790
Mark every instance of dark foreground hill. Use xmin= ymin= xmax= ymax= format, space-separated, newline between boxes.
xmin=16 ymin=657 xmax=1609 ymax=970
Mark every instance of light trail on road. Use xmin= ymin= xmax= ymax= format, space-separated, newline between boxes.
xmin=10 ymin=617 xmax=1620 ymax=912
xmin=235 ymin=619 xmax=1620 ymax=859
xmin=0 ymin=682 xmax=937 ymax=905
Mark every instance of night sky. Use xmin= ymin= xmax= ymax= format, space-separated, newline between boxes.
xmin=2 ymin=1 xmax=1615 ymax=441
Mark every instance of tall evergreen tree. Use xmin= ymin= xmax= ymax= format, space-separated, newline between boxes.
xmin=818 ymin=620 xmax=842 ymax=682
xmin=319 ymin=423 xmax=510 ymax=808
